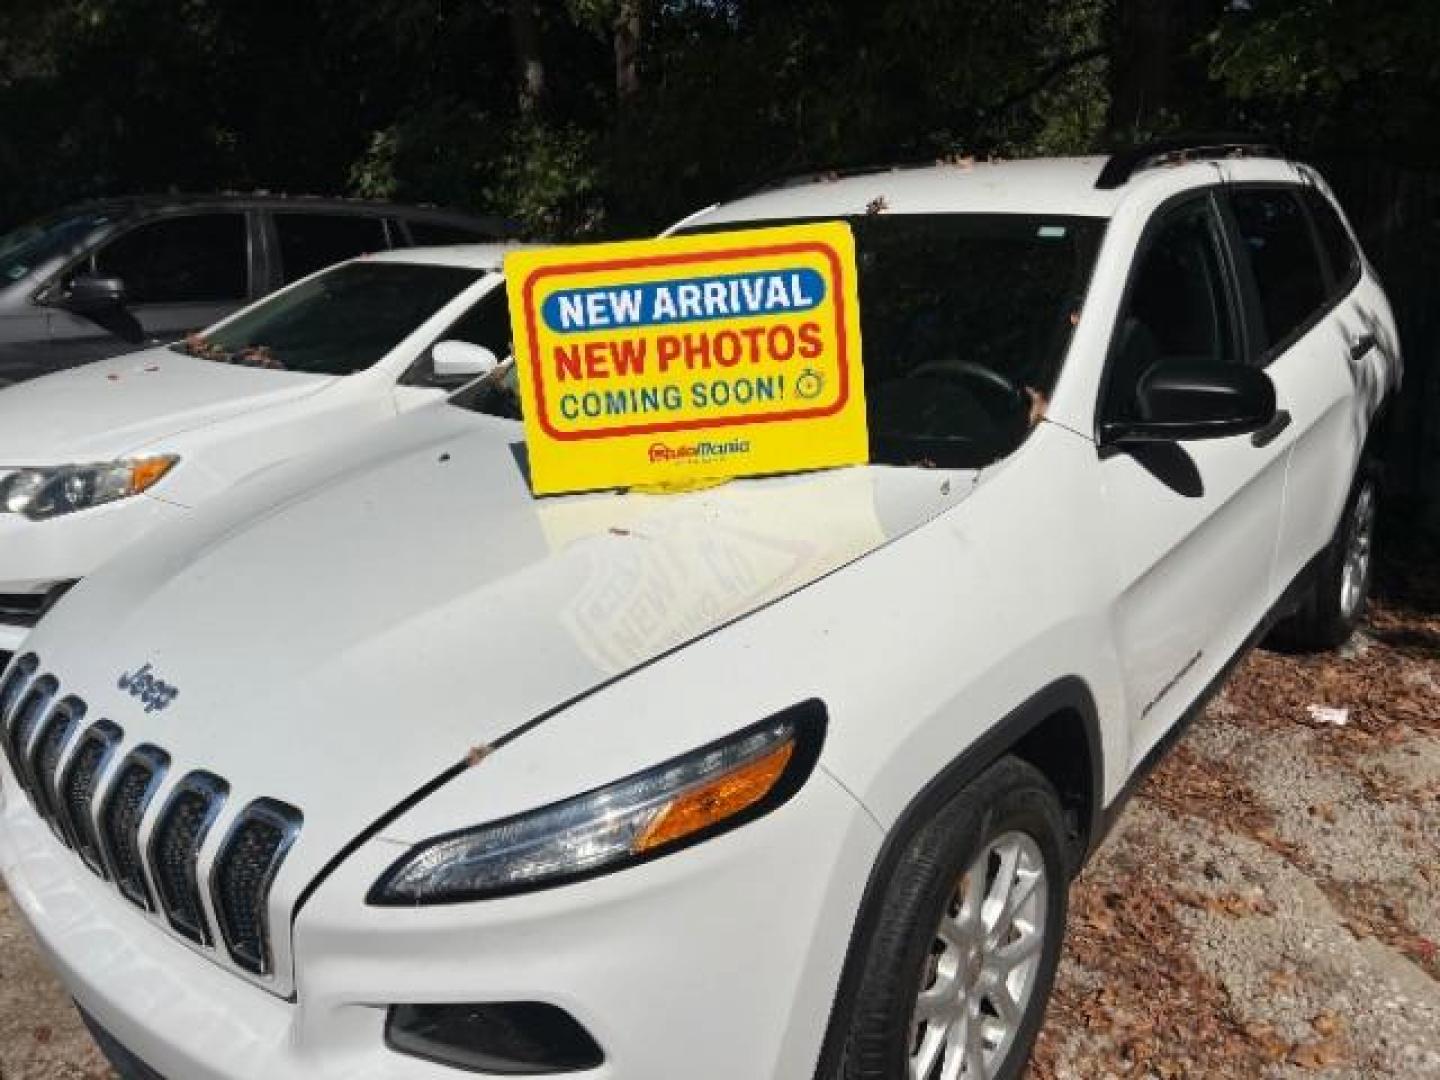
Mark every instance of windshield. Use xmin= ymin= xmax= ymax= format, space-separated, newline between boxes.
xmin=174 ymin=261 xmax=484 ymax=376
xmin=462 ymin=213 xmax=1105 ymax=468
xmin=0 ymin=211 xmax=115 ymax=285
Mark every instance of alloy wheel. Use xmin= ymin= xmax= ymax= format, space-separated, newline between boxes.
xmin=908 ymin=831 xmax=1048 ymax=1080
xmin=1340 ymin=480 xmax=1377 ymax=620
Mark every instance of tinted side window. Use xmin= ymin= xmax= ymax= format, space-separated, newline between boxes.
xmin=93 ymin=214 xmax=248 ymax=303
xmin=407 ymin=220 xmax=495 ymax=246
xmin=274 ymin=214 xmax=387 ymax=283
xmin=414 ymin=282 xmax=512 ymax=389
xmin=1106 ymin=199 xmax=1236 ymax=421
xmin=1302 ymin=189 xmax=1360 ymax=286
xmin=441 ymin=284 xmax=512 ymax=357
xmin=1229 ymin=189 xmax=1328 ymax=348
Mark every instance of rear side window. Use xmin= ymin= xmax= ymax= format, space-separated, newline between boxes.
xmin=1228 ymin=189 xmax=1328 ymax=349
xmin=1302 ymin=189 xmax=1361 ymax=286
xmin=406 ymin=220 xmax=495 ymax=246
xmin=93 ymin=214 xmax=248 ymax=303
xmin=274 ymin=214 xmax=388 ymax=283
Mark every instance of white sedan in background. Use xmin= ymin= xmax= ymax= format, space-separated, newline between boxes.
xmin=0 ymin=245 xmax=525 ymax=663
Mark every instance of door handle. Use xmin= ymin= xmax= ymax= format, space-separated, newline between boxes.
xmin=1251 ymin=409 xmax=1292 ymax=448
xmin=1349 ymin=333 xmax=1377 ymax=362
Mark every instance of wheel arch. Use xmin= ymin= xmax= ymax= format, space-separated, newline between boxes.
xmin=811 ymin=675 xmax=1102 ymax=1079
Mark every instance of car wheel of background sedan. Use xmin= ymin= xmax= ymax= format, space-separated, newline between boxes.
xmin=1273 ymin=465 xmax=1380 ymax=653
xmin=831 ymin=756 xmax=1068 ymax=1080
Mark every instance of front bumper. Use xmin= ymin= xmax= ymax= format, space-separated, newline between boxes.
xmin=0 ymin=495 xmax=186 ymax=653
xmin=1 ymin=760 xmax=881 ymax=1079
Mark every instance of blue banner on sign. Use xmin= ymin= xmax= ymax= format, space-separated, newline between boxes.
xmin=542 ymin=268 xmax=827 ymax=334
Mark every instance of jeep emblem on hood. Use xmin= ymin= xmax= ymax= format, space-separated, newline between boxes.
xmin=118 ymin=663 xmax=179 ymax=714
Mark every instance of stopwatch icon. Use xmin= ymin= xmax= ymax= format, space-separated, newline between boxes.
xmin=795 ymin=368 xmax=824 ymax=401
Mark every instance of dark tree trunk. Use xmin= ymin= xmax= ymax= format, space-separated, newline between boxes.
xmin=614 ymin=0 xmax=643 ymax=107
xmin=1106 ymin=0 xmax=1223 ymax=139
xmin=509 ymin=0 xmax=546 ymax=115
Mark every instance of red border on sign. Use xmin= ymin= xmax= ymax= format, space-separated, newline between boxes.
xmin=520 ymin=240 xmax=851 ymax=441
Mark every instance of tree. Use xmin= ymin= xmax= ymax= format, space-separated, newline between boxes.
xmin=1106 ymin=0 xmax=1227 ymax=139
xmin=510 ymin=0 xmax=547 ymax=115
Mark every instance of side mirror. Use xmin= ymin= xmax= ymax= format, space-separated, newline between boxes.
xmin=1104 ymin=360 xmax=1277 ymax=444
xmin=64 ymin=274 xmax=128 ymax=312
xmin=431 ymin=340 xmax=500 ymax=384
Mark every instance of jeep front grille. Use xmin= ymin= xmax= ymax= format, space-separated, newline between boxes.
xmin=0 ymin=654 xmax=33 ymax=708
xmin=0 ymin=654 xmax=304 ymax=985
xmin=57 ymin=719 xmax=124 ymax=878
xmin=100 ymin=746 xmax=170 ymax=910
xmin=3 ymin=673 xmax=57 ymax=792
xmin=149 ymin=772 xmax=228 ymax=945
xmin=28 ymin=697 xmax=85 ymax=846
xmin=212 ymin=800 xmax=303 ymax=975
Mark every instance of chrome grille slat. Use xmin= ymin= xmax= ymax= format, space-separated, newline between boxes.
xmin=3 ymin=674 xmax=58 ymax=795
xmin=28 ymin=697 xmax=86 ymax=846
xmin=212 ymin=799 xmax=303 ymax=976
xmin=149 ymin=772 xmax=229 ymax=946
xmin=0 ymin=653 xmax=37 ymax=720
xmin=57 ymin=719 xmax=124 ymax=879
xmin=98 ymin=746 xmax=170 ymax=911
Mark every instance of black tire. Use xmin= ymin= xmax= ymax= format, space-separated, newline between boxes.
xmin=830 ymin=757 xmax=1069 ymax=1080
xmin=1272 ymin=464 xmax=1380 ymax=652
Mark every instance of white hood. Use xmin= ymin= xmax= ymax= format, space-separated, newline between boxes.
xmin=24 ymin=404 xmax=978 ymax=893
xmin=0 ymin=349 xmax=335 ymax=465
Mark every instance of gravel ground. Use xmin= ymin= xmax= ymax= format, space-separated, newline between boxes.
xmin=2 ymin=549 xmax=1437 ymax=1079
xmin=1028 ymin=544 xmax=1440 ymax=1079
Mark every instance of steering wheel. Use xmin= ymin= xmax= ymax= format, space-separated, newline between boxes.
xmin=908 ymin=359 xmax=1029 ymax=411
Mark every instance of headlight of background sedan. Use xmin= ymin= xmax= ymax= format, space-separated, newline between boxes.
xmin=0 ymin=456 xmax=177 ymax=520
xmin=370 ymin=701 xmax=826 ymax=905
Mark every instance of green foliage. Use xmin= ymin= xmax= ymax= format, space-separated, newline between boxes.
xmin=1210 ymin=0 xmax=1440 ymax=160
xmin=349 ymin=100 xmax=503 ymax=210
xmin=490 ymin=122 xmax=607 ymax=237
xmin=2 ymin=0 xmax=1439 ymax=232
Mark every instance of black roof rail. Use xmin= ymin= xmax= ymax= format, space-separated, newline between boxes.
xmin=1095 ymin=134 xmax=1284 ymax=190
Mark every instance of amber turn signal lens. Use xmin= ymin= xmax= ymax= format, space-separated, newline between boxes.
xmin=634 ymin=740 xmax=795 ymax=854
xmin=128 ymin=456 xmax=178 ymax=494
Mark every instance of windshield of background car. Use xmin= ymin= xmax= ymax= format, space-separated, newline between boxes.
xmin=686 ymin=213 xmax=1106 ymax=467
xmin=174 ymin=261 xmax=484 ymax=375
xmin=0 ymin=211 xmax=114 ymax=285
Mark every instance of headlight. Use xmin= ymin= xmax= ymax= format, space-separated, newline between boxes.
xmin=369 ymin=701 xmax=825 ymax=905
xmin=0 ymin=456 xmax=177 ymax=520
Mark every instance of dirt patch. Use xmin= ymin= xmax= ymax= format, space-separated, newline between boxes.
xmin=0 ymin=880 xmax=111 ymax=1079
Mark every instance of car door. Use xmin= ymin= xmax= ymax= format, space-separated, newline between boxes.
xmin=1096 ymin=191 xmax=1288 ymax=765
xmin=44 ymin=212 xmax=252 ymax=367
xmin=1221 ymin=183 xmax=1383 ymax=593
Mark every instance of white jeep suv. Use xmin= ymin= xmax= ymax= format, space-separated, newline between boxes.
xmin=0 ymin=143 xmax=1399 ymax=1080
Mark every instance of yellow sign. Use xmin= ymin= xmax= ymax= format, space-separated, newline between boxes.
xmin=505 ymin=223 xmax=867 ymax=495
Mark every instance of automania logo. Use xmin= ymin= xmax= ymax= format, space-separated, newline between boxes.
xmin=647 ymin=438 xmax=752 ymax=464
xmin=117 ymin=662 xmax=179 ymax=714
